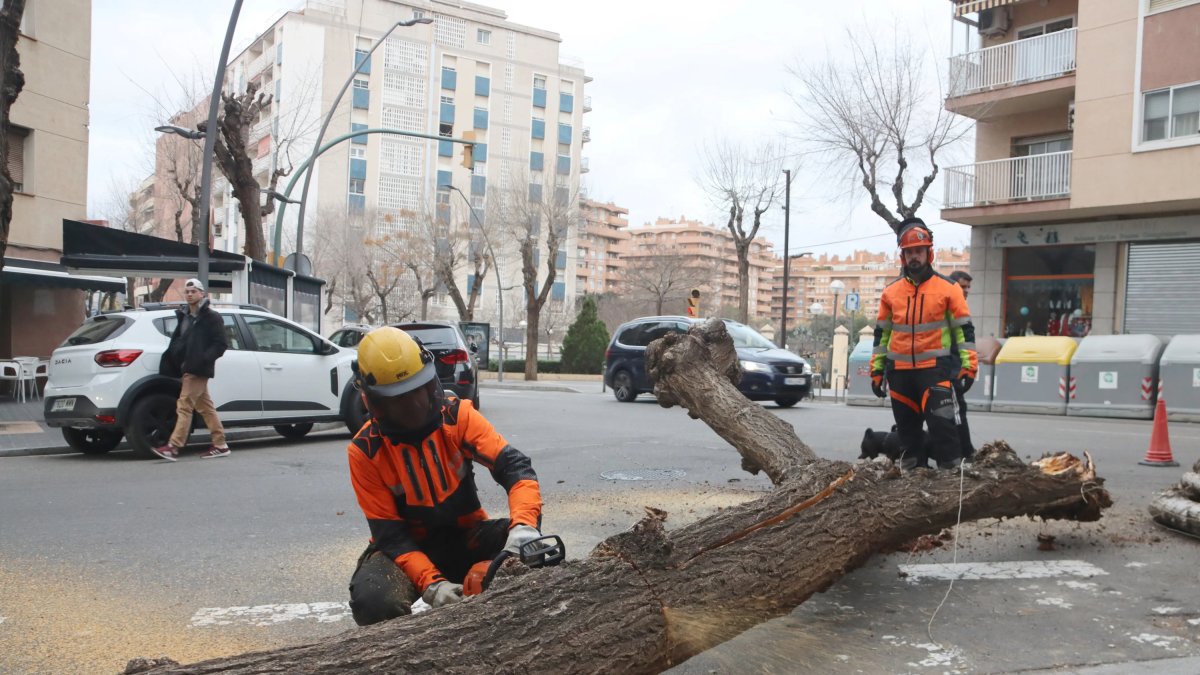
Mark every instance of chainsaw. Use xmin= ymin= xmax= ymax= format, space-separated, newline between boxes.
xmin=463 ymin=534 xmax=565 ymax=596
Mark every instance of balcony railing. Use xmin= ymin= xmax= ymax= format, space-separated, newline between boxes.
xmin=943 ymin=151 xmax=1072 ymax=209
xmin=583 ymin=95 xmax=592 ymax=112
xmin=948 ymin=28 xmax=1076 ymax=97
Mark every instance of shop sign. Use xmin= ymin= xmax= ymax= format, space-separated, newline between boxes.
xmin=1099 ymin=372 xmax=1118 ymax=389
xmin=989 ymin=215 xmax=1200 ymax=249
xmin=1021 ymin=365 xmax=1039 ymax=383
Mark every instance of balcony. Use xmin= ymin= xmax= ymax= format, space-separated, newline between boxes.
xmin=582 ymin=127 xmax=591 ymax=143
xmin=583 ymin=96 xmax=592 ymax=112
xmin=943 ymin=151 xmax=1071 ymax=209
xmin=580 ymin=157 xmax=589 ymax=173
xmin=947 ymin=28 xmax=1076 ymax=118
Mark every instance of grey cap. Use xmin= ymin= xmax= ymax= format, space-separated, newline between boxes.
xmin=184 ymin=278 xmax=205 ymax=292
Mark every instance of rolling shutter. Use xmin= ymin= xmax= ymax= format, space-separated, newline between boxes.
xmin=1124 ymin=241 xmax=1200 ymax=336
xmin=1148 ymin=0 xmax=1196 ymax=14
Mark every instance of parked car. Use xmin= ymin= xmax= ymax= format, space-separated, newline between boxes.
xmin=42 ymin=303 xmax=367 ymax=458
xmin=325 ymin=320 xmax=481 ymax=409
xmin=603 ymin=316 xmax=812 ymax=407
xmin=392 ymin=321 xmax=480 ymax=410
xmin=329 ymin=324 xmax=373 ymax=349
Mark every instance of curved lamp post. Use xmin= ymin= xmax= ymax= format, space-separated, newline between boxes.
xmin=289 ymin=16 xmax=433 ymax=266
xmin=154 ymin=0 xmax=244 ymax=290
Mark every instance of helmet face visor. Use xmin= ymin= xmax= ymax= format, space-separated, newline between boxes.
xmin=364 ymin=378 xmax=442 ymax=434
xmin=362 ymin=360 xmax=437 ymax=397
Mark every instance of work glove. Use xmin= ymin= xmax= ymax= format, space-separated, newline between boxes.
xmin=958 ymin=369 xmax=975 ymax=394
xmin=870 ymin=372 xmax=887 ymax=399
xmin=421 ymin=581 xmax=464 ymax=608
xmin=503 ymin=524 xmax=542 ymax=557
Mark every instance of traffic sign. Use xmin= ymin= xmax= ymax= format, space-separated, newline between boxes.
xmin=845 ymin=292 xmax=860 ymax=312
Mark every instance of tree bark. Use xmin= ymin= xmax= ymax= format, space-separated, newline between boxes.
xmin=124 ymin=319 xmax=1111 ymax=675
xmin=0 ymin=0 xmax=26 ymax=269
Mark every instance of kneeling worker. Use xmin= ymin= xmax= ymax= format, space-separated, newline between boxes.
xmin=346 ymin=327 xmax=548 ymax=625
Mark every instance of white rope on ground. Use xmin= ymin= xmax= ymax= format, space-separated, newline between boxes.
xmin=926 ymin=458 xmax=968 ymax=647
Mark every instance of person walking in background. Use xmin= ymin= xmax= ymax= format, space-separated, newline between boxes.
xmin=153 ymin=278 xmax=230 ymax=461
xmin=948 ymin=270 xmax=976 ymax=461
xmin=870 ymin=220 xmax=977 ymax=470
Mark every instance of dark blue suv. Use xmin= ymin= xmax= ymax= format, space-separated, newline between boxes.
xmin=603 ymin=316 xmax=812 ymax=407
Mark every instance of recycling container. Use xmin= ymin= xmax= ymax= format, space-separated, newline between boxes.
xmin=963 ymin=336 xmax=1004 ymax=412
xmin=1159 ymin=334 xmax=1200 ymax=423
xmin=992 ymin=336 xmax=1078 ymax=415
xmin=1067 ymin=334 xmax=1163 ymax=419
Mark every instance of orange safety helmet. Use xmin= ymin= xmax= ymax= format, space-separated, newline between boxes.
xmin=896 ymin=218 xmax=935 ymax=264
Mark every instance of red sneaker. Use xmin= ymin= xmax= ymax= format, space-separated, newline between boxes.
xmin=151 ymin=444 xmax=179 ymax=461
xmin=199 ymin=445 xmax=231 ymax=459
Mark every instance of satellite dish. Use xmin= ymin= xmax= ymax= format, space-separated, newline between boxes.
xmin=283 ymin=252 xmax=313 ymax=276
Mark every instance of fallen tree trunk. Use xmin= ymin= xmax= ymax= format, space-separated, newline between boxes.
xmin=126 ymin=319 xmax=1111 ymax=675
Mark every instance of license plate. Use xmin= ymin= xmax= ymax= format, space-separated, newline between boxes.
xmin=784 ymin=377 xmax=806 ymax=386
xmin=51 ymin=398 xmax=76 ymax=412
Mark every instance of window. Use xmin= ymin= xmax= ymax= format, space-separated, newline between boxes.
xmin=350 ymin=146 xmax=366 ymax=159
xmin=532 ymin=117 xmax=545 ymax=139
xmin=441 ymin=65 xmax=457 ymax=90
xmin=351 ymin=122 xmax=368 ymax=145
xmin=439 ymin=122 xmax=453 ymax=138
xmin=245 ymin=316 xmax=318 ymax=354
xmin=6 ymin=126 xmax=27 ymax=192
xmin=354 ymin=48 xmax=371 ymax=74
xmin=349 ymin=178 xmax=365 ymax=194
xmin=413 ymin=10 xmax=425 ymax=19
xmin=533 ymin=75 xmax=546 ymax=89
xmin=1143 ymin=83 xmax=1200 ymax=142
xmin=1003 ymin=245 xmax=1095 ymax=338
xmin=353 ymin=78 xmax=368 ymax=90
xmin=477 ymin=28 xmax=491 ymax=45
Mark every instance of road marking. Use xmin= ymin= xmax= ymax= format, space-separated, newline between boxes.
xmin=190 ymin=602 xmax=351 ymax=627
xmin=899 ymin=560 xmax=1108 ymax=583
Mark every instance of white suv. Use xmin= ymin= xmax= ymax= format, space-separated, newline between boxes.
xmin=42 ymin=304 xmax=368 ymax=458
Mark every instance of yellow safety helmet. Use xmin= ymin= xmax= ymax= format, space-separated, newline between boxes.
xmin=353 ymin=327 xmax=437 ymax=397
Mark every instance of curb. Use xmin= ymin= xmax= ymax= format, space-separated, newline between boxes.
xmin=0 ymin=423 xmax=343 ymax=459
xmin=481 ymin=382 xmax=587 ymax=394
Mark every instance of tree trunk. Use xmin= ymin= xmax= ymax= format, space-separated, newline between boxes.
xmin=0 ymin=0 xmax=26 ymax=269
xmin=524 ymin=304 xmax=539 ymax=381
xmin=123 ymin=319 xmax=1111 ymax=675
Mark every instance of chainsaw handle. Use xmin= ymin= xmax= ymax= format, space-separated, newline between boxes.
xmin=519 ymin=534 xmax=566 ymax=567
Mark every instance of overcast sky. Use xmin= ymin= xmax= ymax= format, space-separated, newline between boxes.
xmin=89 ymin=0 xmax=973 ymax=258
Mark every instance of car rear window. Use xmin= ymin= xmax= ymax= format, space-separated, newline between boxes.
xmin=60 ymin=316 xmax=130 ymax=346
xmin=398 ymin=326 xmax=459 ymax=348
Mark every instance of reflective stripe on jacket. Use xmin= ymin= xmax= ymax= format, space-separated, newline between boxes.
xmin=871 ymin=271 xmax=978 ymax=375
xmin=347 ymin=397 xmax=542 ymax=592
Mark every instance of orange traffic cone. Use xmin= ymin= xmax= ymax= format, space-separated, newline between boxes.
xmin=1139 ymin=399 xmax=1179 ymax=467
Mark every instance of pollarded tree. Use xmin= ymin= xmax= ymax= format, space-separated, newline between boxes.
xmin=788 ymin=27 xmax=966 ymax=233
xmin=0 ymin=0 xmax=26 ymax=270
xmin=621 ymin=243 xmax=717 ymax=316
xmin=697 ymin=138 xmax=783 ymax=323
xmin=560 ymin=295 xmax=609 ymax=374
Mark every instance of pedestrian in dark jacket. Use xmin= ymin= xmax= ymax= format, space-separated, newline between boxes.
xmin=153 ymin=278 xmax=230 ymax=460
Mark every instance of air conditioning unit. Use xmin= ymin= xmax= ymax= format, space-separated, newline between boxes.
xmin=978 ymin=8 xmax=1010 ymax=36
xmin=1067 ymin=101 xmax=1075 ymax=131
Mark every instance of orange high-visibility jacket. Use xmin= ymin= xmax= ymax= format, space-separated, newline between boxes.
xmin=872 ymin=271 xmax=978 ymax=376
xmin=347 ymin=397 xmax=542 ymax=592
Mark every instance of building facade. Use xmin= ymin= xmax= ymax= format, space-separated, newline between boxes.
xmin=0 ymin=1 xmax=106 ymax=359
xmin=624 ymin=216 xmax=777 ymax=320
xmin=149 ymin=0 xmax=590 ymax=328
xmin=943 ymin=0 xmax=1200 ymax=339
xmin=771 ymin=248 xmax=971 ymax=330
xmin=574 ymin=199 xmax=630 ymax=296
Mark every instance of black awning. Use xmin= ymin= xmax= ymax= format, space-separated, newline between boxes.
xmin=1 ymin=257 xmax=126 ymax=292
xmin=60 ymin=219 xmax=246 ymax=276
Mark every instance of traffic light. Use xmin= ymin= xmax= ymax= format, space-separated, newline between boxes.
xmin=461 ymin=131 xmax=476 ymax=170
xmin=687 ymin=288 xmax=701 ymax=317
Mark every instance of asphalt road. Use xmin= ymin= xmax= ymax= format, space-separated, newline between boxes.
xmin=1 ymin=386 xmax=1198 ymax=674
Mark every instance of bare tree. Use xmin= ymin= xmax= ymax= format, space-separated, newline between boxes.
xmin=789 ymin=28 xmax=967 ymax=233
xmin=309 ymin=206 xmax=382 ymax=325
xmin=0 ymin=0 xmax=25 ymax=270
xmin=493 ymin=170 xmax=578 ymax=380
xmin=622 ymin=243 xmax=717 ymax=316
xmin=397 ymin=198 xmax=493 ymax=322
xmin=697 ymin=138 xmax=783 ymax=323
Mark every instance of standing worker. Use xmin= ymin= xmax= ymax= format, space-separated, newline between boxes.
xmin=345 ymin=327 xmax=552 ymax=625
xmin=870 ymin=220 xmax=977 ymax=470
xmin=153 ymin=278 xmax=230 ymax=461
xmin=948 ymin=270 xmax=976 ymax=461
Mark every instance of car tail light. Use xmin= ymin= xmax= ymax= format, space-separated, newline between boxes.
xmin=95 ymin=349 xmax=143 ymax=367
xmin=604 ymin=347 xmax=611 ymax=362
xmin=438 ymin=349 xmax=470 ymax=365
xmin=95 ymin=415 xmax=117 ymax=425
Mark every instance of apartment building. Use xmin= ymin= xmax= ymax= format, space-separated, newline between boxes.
xmin=942 ymin=0 xmax=1200 ymax=340
xmin=575 ymin=199 xmax=630 ymax=296
xmin=771 ymin=248 xmax=971 ymax=329
xmin=151 ymin=0 xmax=589 ymax=325
xmin=0 ymin=1 xmax=114 ymax=359
xmin=624 ymin=216 xmax=777 ymax=320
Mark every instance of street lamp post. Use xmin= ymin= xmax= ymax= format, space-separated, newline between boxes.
xmin=829 ymin=279 xmax=846 ymax=389
xmin=447 ymin=184 xmax=507 ymax=382
xmin=290 ymin=16 xmax=433 ymax=265
xmin=781 ymin=168 xmax=792 ymax=350
xmin=154 ymin=0 xmax=244 ymax=290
